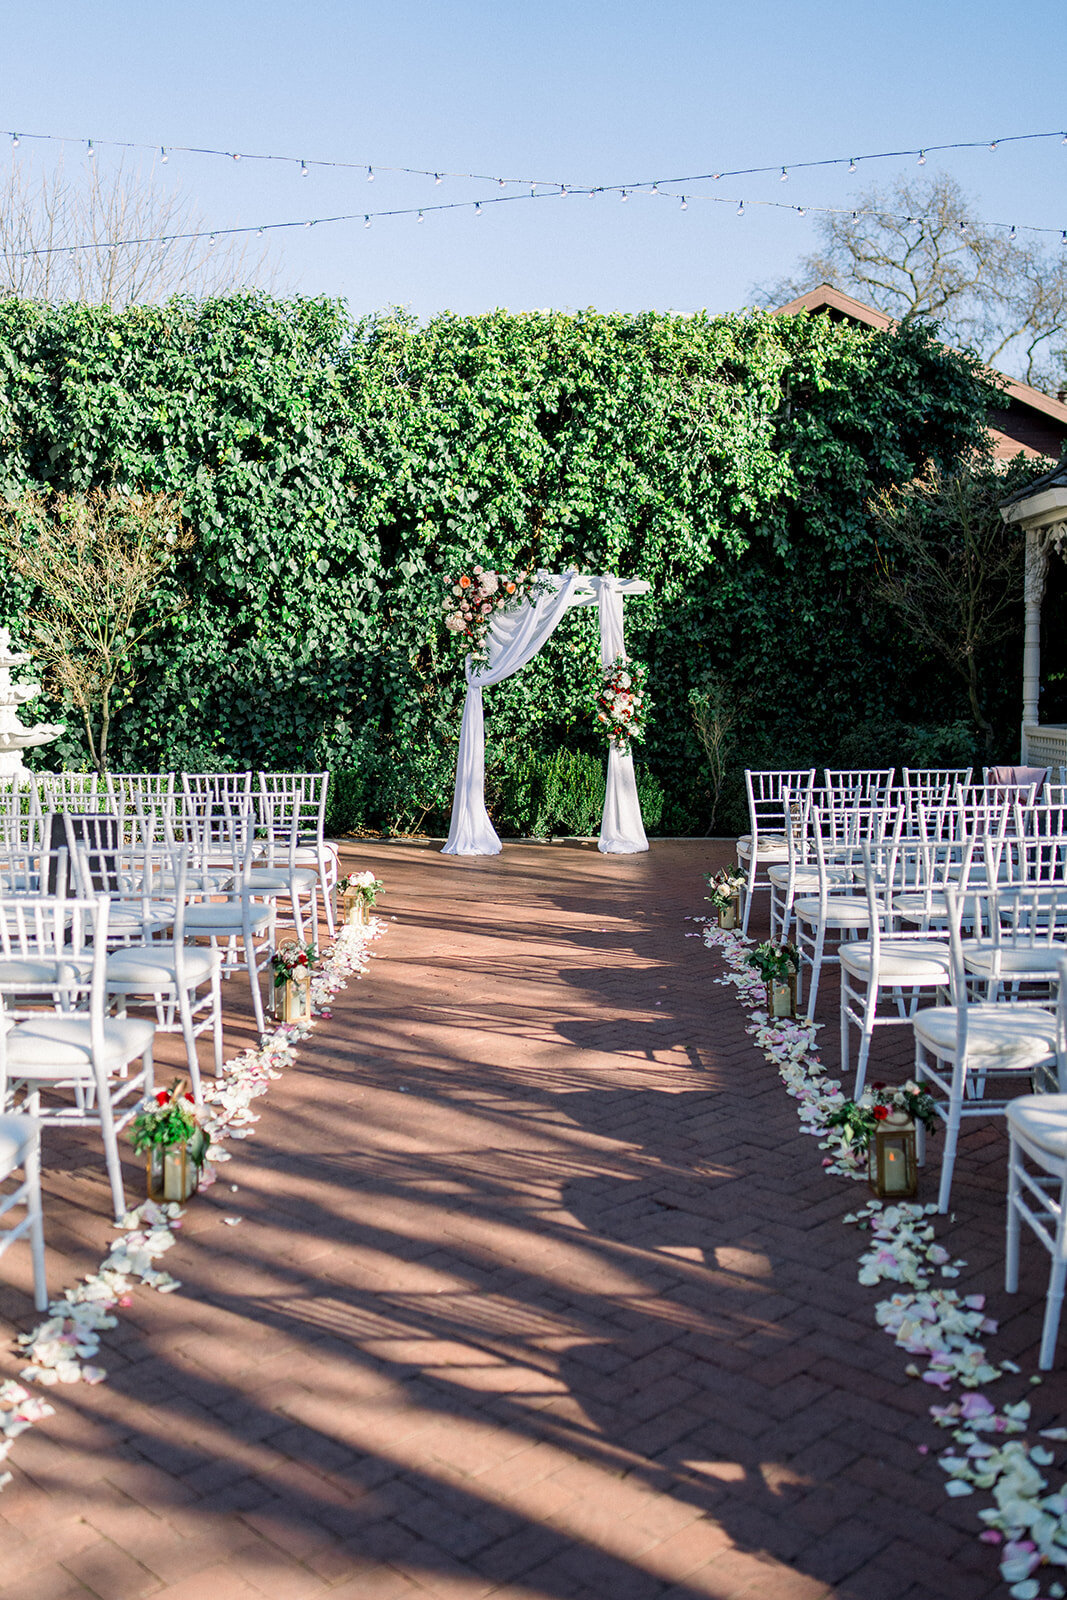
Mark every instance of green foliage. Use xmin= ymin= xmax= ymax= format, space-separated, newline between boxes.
xmin=0 ymin=293 xmax=1008 ymax=831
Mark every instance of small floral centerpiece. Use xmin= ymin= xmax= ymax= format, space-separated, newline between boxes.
xmin=337 ymin=870 xmax=383 ymax=926
xmin=595 ymin=655 xmax=648 ymax=751
xmin=273 ymin=940 xmax=317 ymax=1024
xmin=705 ymin=865 xmax=746 ymax=929
xmin=442 ymin=565 xmax=533 ymax=663
xmin=130 ymin=1081 xmax=208 ymax=1202
xmin=745 ymin=939 xmax=800 ymax=1018
xmin=825 ymin=1081 xmax=939 ymax=1153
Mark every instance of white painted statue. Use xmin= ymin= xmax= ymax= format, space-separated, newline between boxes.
xmin=0 ymin=628 xmax=65 ymax=777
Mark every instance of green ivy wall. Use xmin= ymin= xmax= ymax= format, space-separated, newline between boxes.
xmin=0 ymin=294 xmax=1008 ymax=833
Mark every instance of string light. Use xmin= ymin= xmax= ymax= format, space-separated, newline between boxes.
xmin=11 ymin=133 xmax=19 ymax=148
xmin=417 ymin=210 xmax=424 ymax=223
xmin=779 ymin=167 xmax=788 ymax=181
xmin=621 ymin=189 xmax=629 ymax=201
xmin=651 ymin=182 xmax=660 ymax=194
xmin=160 ymin=146 xmax=168 ymax=163
xmin=10 ymin=171 xmax=1065 ymax=260
xmin=300 ymin=160 xmax=309 ymax=177
xmin=3 ymin=121 xmax=1064 ymax=200
xmin=86 ymin=139 xmax=95 ymax=159
xmin=232 ymin=152 xmax=241 ymax=162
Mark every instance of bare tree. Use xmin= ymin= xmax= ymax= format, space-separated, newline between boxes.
xmin=868 ymin=461 xmax=1023 ymax=756
xmin=0 ymin=488 xmax=194 ymax=770
xmin=756 ymin=174 xmax=1067 ymax=390
xmin=690 ymin=673 xmax=745 ymax=833
xmin=0 ymin=153 xmax=273 ymax=307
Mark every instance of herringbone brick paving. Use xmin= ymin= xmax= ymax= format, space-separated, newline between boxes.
xmin=0 ymin=837 xmax=1062 ymax=1599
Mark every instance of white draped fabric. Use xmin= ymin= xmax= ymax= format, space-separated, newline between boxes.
xmin=441 ymin=569 xmax=651 ymax=857
xmin=442 ymin=572 xmax=590 ymax=856
xmin=593 ymin=576 xmax=650 ymax=855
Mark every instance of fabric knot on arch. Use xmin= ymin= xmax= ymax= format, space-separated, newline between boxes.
xmin=442 ymin=571 xmax=651 ymax=856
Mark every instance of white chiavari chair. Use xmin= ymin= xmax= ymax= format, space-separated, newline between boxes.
xmin=794 ymin=804 xmax=890 ymax=1020
xmin=913 ymin=883 xmax=1061 ymax=1213
xmin=736 ymin=769 xmax=816 ymax=937
xmin=0 ymin=894 xmax=155 ymax=1223
xmin=0 ymin=1104 xmax=47 ymax=1311
xmin=258 ymin=772 xmax=337 ymax=936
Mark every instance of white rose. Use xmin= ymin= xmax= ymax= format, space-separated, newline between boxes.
xmin=619 ymin=673 xmax=631 ymax=689
xmin=481 ymin=571 xmax=499 ymax=595
xmin=445 ymin=614 xmax=466 ymax=632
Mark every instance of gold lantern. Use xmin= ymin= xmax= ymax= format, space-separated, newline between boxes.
xmin=147 ymin=1142 xmax=199 ymax=1202
xmin=281 ymin=971 xmax=313 ymax=1024
xmin=868 ymin=1113 xmax=918 ymax=1199
xmin=768 ymin=974 xmax=797 ymax=1020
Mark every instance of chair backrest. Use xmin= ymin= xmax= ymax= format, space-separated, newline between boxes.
xmin=58 ymin=812 xmax=124 ymax=896
xmin=181 ymin=771 xmax=253 ymax=808
xmin=744 ymin=770 xmax=815 ymax=838
xmin=258 ymin=772 xmax=329 ymax=846
xmin=985 ymin=765 xmax=1051 ymax=793
xmin=823 ymin=769 xmax=895 ymax=807
xmin=903 ymin=767 xmax=974 ymax=792
xmin=34 ymin=772 xmax=106 ymax=812
xmin=0 ymin=775 xmax=41 ymax=848
xmin=0 ymin=844 xmax=68 ymax=900
xmin=956 ymin=784 xmax=1033 ymax=840
xmin=0 ymin=894 xmax=110 ymax=1097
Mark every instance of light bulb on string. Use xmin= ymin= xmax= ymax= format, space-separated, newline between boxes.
xmin=711 ymin=173 xmax=721 ymax=181
xmin=779 ymin=167 xmax=788 ymax=181
xmin=736 ymin=200 xmax=744 ymax=216
xmin=417 ymin=210 xmax=425 ymax=224
xmin=257 ymin=227 xmax=264 ymax=237
xmin=651 ymin=182 xmax=660 ymax=194
xmin=560 ymin=183 xmax=568 ymax=195
xmin=207 ymin=234 xmax=217 ymax=247
xmin=301 ymin=161 xmax=309 ymax=177
xmin=680 ymin=195 xmax=688 ymax=210
xmin=620 ymin=189 xmax=629 ymax=201
xmin=366 ymin=166 xmax=374 ymax=181
xmin=434 ymin=173 xmax=442 ymax=184
xmin=917 ymin=150 xmax=927 ymax=165
xmin=848 ymin=157 xmax=857 ymax=172
xmin=989 ymin=140 xmax=998 ymax=151
xmin=498 ymin=177 xmax=506 ymax=188
xmin=160 ymin=146 xmax=168 ymax=162
xmin=1009 ymin=224 xmax=1017 ymax=240
xmin=232 ymin=152 xmax=241 ymax=162
xmin=363 ymin=214 xmax=371 ymax=227
xmin=87 ymin=139 xmax=95 ymax=159
xmin=475 ymin=202 xmax=483 ymax=216
xmin=797 ymin=206 xmax=807 ymax=216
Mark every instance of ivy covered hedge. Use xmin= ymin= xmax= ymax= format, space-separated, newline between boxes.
xmin=0 ymin=293 xmax=1014 ymax=833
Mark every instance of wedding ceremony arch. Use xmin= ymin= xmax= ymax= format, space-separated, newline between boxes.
xmin=442 ymin=572 xmax=651 ymax=857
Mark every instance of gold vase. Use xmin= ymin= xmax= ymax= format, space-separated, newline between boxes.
xmin=717 ymin=896 xmax=739 ymax=930
xmin=340 ymin=889 xmax=370 ymax=927
xmin=147 ymin=1142 xmax=199 ymax=1202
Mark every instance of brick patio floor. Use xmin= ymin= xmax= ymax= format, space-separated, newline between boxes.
xmin=0 ymin=836 xmax=1063 ymax=1600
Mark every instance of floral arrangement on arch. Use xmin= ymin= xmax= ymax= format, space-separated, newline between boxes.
xmin=441 ymin=565 xmax=533 ymax=662
xmin=595 ymin=655 xmax=648 ymax=751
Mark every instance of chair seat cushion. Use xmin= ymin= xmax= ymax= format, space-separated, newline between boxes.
xmin=0 ymin=956 xmax=92 ymax=988
xmin=105 ymin=947 xmax=218 ymax=989
xmin=840 ymin=940 xmax=951 ymax=984
xmin=913 ymin=1003 xmax=1057 ymax=1070
xmin=964 ymin=943 xmax=1067 ymax=977
xmin=181 ymin=902 xmax=273 ymax=934
xmin=6 ymin=1015 xmax=155 ymax=1075
xmin=794 ymin=896 xmax=883 ymax=928
xmin=1007 ymin=1095 xmax=1067 ymax=1156
xmin=894 ymin=892 xmax=950 ymax=919
xmin=245 ymin=868 xmax=319 ymax=891
xmin=736 ymin=834 xmax=789 ymax=862
xmin=767 ymin=865 xmax=820 ymax=890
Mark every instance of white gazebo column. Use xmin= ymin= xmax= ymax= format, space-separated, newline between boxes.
xmin=1021 ymin=524 xmax=1049 ymax=759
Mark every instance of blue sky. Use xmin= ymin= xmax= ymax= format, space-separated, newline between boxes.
xmin=4 ymin=0 xmax=1064 ymax=323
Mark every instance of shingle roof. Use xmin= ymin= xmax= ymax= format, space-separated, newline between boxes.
xmin=999 ymin=455 xmax=1067 ymax=510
